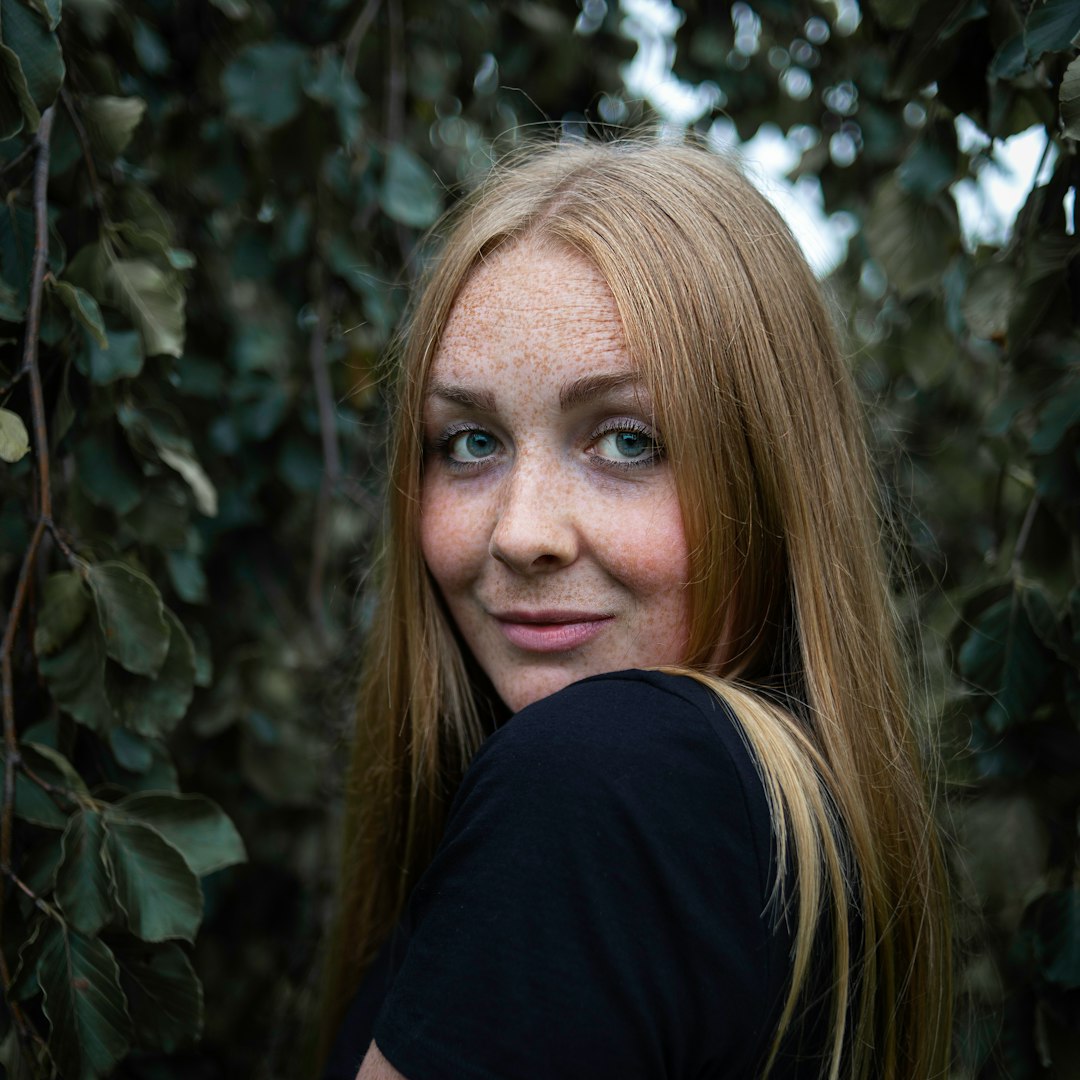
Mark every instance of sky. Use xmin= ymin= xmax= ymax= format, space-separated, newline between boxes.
xmin=613 ymin=0 xmax=1058 ymax=276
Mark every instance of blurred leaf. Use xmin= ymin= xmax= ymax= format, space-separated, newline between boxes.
xmin=381 ymin=144 xmax=443 ymax=228
xmin=222 ymin=41 xmax=306 ymax=131
xmin=51 ymin=280 xmax=108 ymax=348
xmin=1062 ymin=56 xmax=1080 ymax=140
xmin=104 ymin=817 xmax=203 ymax=942
xmin=76 ymin=326 xmax=144 ymax=384
xmin=34 ymin=570 xmax=91 ymax=655
xmin=83 ymin=94 xmax=146 ymax=160
xmin=963 ymin=262 xmax=1016 ymax=340
xmin=1030 ymin=380 xmax=1080 ymax=453
xmin=1023 ymin=0 xmax=1080 ymax=63
xmin=102 ymin=257 xmax=185 ymax=359
xmin=166 ymin=549 xmax=207 ymax=605
xmin=864 ymin=178 xmax=959 ymax=298
xmin=74 ymin=424 xmax=143 ymax=513
xmin=26 ymin=0 xmax=61 ymax=31
xmin=1033 ymin=888 xmax=1080 ymax=988
xmin=111 ymin=938 xmax=203 ymax=1053
xmin=87 ymin=561 xmax=170 ymax=678
xmin=158 ymin=446 xmax=218 ymax=517
xmin=0 ymin=0 xmax=66 ymax=131
xmin=116 ymin=792 xmax=246 ymax=877
xmin=109 ymin=728 xmax=153 ymax=773
xmin=0 ymin=406 xmax=30 ymax=462
xmin=865 ymin=0 xmax=926 ymax=30
xmin=38 ymin=924 xmax=132 ymax=1079
xmin=55 ymin=809 xmax=115 ymax=936
xmin=958 ymin=587 xmax=1056 ymax=730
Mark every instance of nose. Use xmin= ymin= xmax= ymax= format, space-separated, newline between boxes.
xmin=488 ymin=458 xmax=579 ymax=574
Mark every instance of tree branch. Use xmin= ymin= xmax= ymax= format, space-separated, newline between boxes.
xmin=0 ymin=106 xmax=54 ymax=1055
xmin=307 ymin=289 xmax=338 ymax=644
xmin=344 ymin=0 xmax=382 ymax=77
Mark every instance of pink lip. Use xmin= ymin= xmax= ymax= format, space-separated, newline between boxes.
xmin=492 ymin=610 xmax=614 ymax=653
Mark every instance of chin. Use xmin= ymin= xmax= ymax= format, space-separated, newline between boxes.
xmin=495 ymin=669 xmax=585 ymax=714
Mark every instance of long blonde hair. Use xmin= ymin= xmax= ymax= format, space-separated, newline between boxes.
xmin=323 ymin=140 xmax=951 ymax=1078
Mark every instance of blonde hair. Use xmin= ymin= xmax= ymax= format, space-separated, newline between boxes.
xmin=323 ymin=140 xmax=951 ymax=1078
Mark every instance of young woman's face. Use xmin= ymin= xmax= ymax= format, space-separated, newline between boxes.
xmin=420 ymin=239 xmax=691 ymax=713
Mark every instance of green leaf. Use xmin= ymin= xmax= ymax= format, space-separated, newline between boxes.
xmin=157 ymin=445 xmax=218 ymax=517
xmin=38 ymin=924 xmax=132 ymax=1080
xmin=962 ymin=262 xmax=1016 ymax=341
xmin=108 ymin=728 xmax=154 ymax=773
xmin=1062 ymin=55 xmax=1080 ymax=140
xmin=0 ymin=273 xmax=21 ymax=320
xmin=87 ymin=561 xmax=169 ymax=677
xmin=104 ymin=816 xmax=203 ymax=942
xmin=221 ymin=41 xmax=305 ymax=131
xmin=76 ymin=326 xmax=144 ymax=384
xmin=0 ymin=65 xmax=25 ymax=138
xmin=36 ymin=608 xmax=114 ymax=733
xmin=958 ymin=588 xmax=1056 ymax=730
xmin=864 ymin=178 xmax=959 ymax=298
xmin=1031 ymin=381 xmax=1080 ymax=453
xmin=165 ymin=549 xmax=207 ymax=604
xmin=865 ymin=0 xmax=926 ymax=31
xmin=4 ymin=754 xmax=69 ymax=828
xmin=83 ymin=94 xmax=146 ymax=160
xmin=73 ymin=424 xmax=143 ymax=513
xmin=116 ymin=792 xmax=245 ymax=877
xmin=34 ymin=570 xmax=90 ymax=655
xmin=0 ymin=406 xmax=30 ymax=462
xmin=102 ymin=257 xmax=185 ymax=358
xmin=1024 ymin=0 xmax=1080 ymax=63
xmin=26 ymin=0 xmax=61 ymax=31
xmin=111 ymin=938 xmax=203 ymax=1053
xmin=106 ymin=608 xmax=196 ymax=737
xmin=55 ymin=810 xmax=115 ymax=936
xmin=0 ymin=0 xmax=65 ymax=130
xmin=381 ymin=144 xmax=443 ymax=228
xmin=1034 ymin=888 xmax=1080 ymax=988
xmin=51 ymin=279 xmax=108 ymax=348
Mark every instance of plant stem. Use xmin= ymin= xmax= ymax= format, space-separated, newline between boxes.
xmin=0 ymin=105 xmax=55 ymax=1061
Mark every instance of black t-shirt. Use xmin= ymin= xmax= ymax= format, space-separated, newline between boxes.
xmin=325 ymin=669 xmax=811 ymax=1080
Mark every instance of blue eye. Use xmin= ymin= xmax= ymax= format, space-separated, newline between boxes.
xmin=448 ymin=429 xmax=498 ymax=461
xmin=592 ymin=423 xmax=662 ymax=466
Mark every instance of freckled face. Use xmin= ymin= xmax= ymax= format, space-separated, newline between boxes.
xmin=419 ymin=240 xmax=691 ymax=713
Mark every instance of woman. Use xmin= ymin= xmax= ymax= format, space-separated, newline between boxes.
xmin=321 ymin=140 xmax=951 ymax=1079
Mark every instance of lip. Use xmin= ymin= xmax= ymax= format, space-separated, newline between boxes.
xmin=492 ymin=610 xmax=614 ymax=653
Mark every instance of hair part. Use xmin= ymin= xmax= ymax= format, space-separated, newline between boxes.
xmin=322 ymin=138 xmax=951 ymax=1079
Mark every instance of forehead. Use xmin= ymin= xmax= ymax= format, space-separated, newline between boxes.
xmin=430 ymin=239 xmax=631 ymax=388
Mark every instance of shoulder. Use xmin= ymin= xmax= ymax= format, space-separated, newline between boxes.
xmin=453 ymin=669 xmax=774 ymax=897
xmin=477 ymin=667 xmax=753 ymax=775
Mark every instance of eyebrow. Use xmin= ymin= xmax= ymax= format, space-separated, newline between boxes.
xmin=425 ymin=372 xmax=645 ymax=414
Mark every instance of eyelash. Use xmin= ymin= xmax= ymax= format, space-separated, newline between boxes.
xmin=427 ymin=419 xmax=665 ymax=474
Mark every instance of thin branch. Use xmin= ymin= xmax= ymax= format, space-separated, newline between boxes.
xmin=344 ymin=0 xmax=382 ymax=77
xmin=60 ymin=87 xmax=107 ymax=220
xmin=1 ymin=867 xmax=60 ymax=918
xmin=1 ymin=107 xmax=53 ymax=1057
xmin=25 ymin=109 xmax=55 ymax=521
xmin=385 ymin=0 xmax=405 ymax=147
xmin=1010 ymin=494 xmax=1041 ymax=575
xmin=307 ymin=291 xmax=337 ymax=644
xmin=0 ymin=141 xmax=35 ymax=179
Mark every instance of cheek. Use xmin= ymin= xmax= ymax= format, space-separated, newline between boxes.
xmin=599 ymin=491 xmax=690 ymax=595
xmin=419 ymin=480 xmax=481 ymax=593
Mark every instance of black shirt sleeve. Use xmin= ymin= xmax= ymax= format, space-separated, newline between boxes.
xmin=370 ymin=670 xmax=786 ymax=1080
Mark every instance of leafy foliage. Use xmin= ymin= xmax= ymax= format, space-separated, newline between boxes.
xmin=671 ymin=0 xmax=1080 ymax=1072
xmin=0 ymin=0 xmax=630 ymax=1074
xmin=1 ymin=0 xmax=1077 ymax=1075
